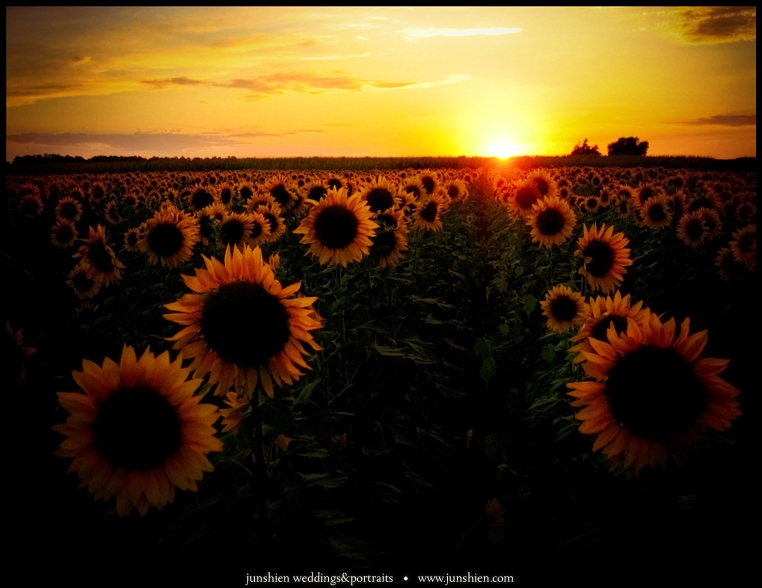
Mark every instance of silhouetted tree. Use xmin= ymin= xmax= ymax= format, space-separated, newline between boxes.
xmin=571 ymin=139 xmax=601 ymax=156
xmin=607 ymin=137 xmax=649 ymax=156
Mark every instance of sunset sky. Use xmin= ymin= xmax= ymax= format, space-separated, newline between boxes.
xmin=6 ymin=6 xmax=756 ymax=161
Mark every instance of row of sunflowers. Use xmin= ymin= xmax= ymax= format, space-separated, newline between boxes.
xmin=5 ymin=164 xmax=755 ymax=579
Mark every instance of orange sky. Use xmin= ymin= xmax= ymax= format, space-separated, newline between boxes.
xmin=6 ymin=7 xmax=756 ymax=161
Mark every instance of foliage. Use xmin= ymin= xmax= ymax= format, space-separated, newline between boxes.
xmin=607 ymin=136 xmax=649 ymax=156
xmin=570 ymin=138 xmax=601 ymax=156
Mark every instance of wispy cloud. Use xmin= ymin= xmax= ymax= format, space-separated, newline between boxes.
xmin=6 ymin=130 xmax=324 ymax=158
xmin=680 ymin=114 xmax=756 ymax=127
xmin=674 ymin=7 xmax=756 ymax=44
xmin=402 ymin=27 xmax=521 ymax=39
xmin=142 ymin=77 xmax=206 ymax=88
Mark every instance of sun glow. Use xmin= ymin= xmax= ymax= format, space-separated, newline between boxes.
xmin=484 ymin=140 xmax=524 ymax=159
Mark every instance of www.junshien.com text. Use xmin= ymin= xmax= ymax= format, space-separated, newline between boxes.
xmin=244 ymin=572 xmax=514 ymax=585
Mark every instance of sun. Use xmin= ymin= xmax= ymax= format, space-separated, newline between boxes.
xmin=484 ymin=140 xmax=523 ymax=159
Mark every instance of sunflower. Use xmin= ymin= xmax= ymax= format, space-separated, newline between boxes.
xmin=74 ymin=225 xmax=125 ymax=287
xmin=485 ymin=498 xmax=507 ymax=544
xmin=55 ymin=195 xmax=83 ymax=223
xmin=19 ymin=193 xmax=44 ymax=217
xmin=576 ymin=223 xmax=633 ymax=294
xmin=50 ymin=219 xmax=79 ymax=250
xmin=640 ymin=195 xmax=672 ymax=230
xmin=219 ymin=391 xmax=249 ymax=433
xmin=443 ymin=178 xmax=468 ymax=203
xmin=104 ymin=200 xmax=122 ymax=225
xmin=370 ymin=216 xmax=409 ymax=269
xmin=67 ymin=261 xmax=101 ymax=299
xmin=4 ymin=320 xmax=36 ymax=388
xmin=164 ymin=245 xmax=323 ymax=398
xmin=53 ymin=345 xmax=223 ymax=517
xmin=569 ymin=290 xmax=648 ymax=362
xmin=138 ymin=207 xmax=200 ymax=268
xmin=715 ymin=247 xmax=748 ymax=281
xmin=527 ymin=169 xmax=558 ymax=199
xmin=567 ymin=311 xmax=742 ymax=474
xmin=254 ymin=203 xmax=287 ymax=244
xmin=412 ymin=193 xmax=444 ymax=232
xmin=358 ymin=177 xmax=400 ymax=213
xmin=123 ymin=226 xmax=143 ymax=252
xmin=730 ymin=224 xmax=756 ymax=270
xmin=700 ymin=209 xmax=723 ymax=242
xmin=218 ymin=211 xmax=255 ymax=250
xmin=526 ymin=195 xmax=577 ymax=249
xmin=262 ymin=174 xmax=299 ymax=213
xmin=294 ymin=188 xmax=378 ymax=267
xmin=508 ymin=180 xmax=541 ymax=218
xmin=540 ymin=285 xmax=585 ymax=333
xmin=189 ymin=187 xmax=215 ymax=212
xmin=676 ymin=211 xmax=707 ymax=248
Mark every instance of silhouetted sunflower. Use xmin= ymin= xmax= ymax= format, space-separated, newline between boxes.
xmin=164 ymin=245 xmax=323 ymax=398
xmin=568 ymin=311 xmax=742 ymax=474
xmin=67 ymin=261 xmax=101 ymax=299
xmin=55 ymin=196 xmax=83 ymax=223
xmin=540 ymin=285 xmax=585 ymax=333
xmin=294 ymin=188 xmax=378 ymax=267
xmin=641 ymin=195 xmax=672 ymax=230
xmin=74 ymin=225 xmax=125 ymax=286
xmin=508 ymin=180 xmax=541 ymax=218
xmin=218 ymin=211 xmax=255 ymax=249
xmin=50 ymin=219 xmax=78 ymax=249
xmin=576 ymin=223 xmax=632 ymax=294
xmin=676 ymin=211 xmax=707 ymax=248
xmin=526 ymin=195 xmax=577 ymax=248
xmin=715 ymin=246 xmax=748 ymax=281
xmin=730 ymin=224 xmax=756 ymax=270
xmin=53 ymin=345 xmax=222 ymax=517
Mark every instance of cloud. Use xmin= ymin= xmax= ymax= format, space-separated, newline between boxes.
xmin=217 ymin=72 xmax=419 ymax=98
xmin=142 ymin=77 xmax=206 ymax=88
xmin=681 ymin=114 xmax=756 ymax=127
xmin=674 ymin=7 xmax=756 ymax=44
xmin=402 ymin=27 xmax=521 ymax=39
xmin=6 ymin=130 xmax=325 ymax=158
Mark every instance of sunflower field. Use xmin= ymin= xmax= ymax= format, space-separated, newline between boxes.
xmin=5 ymin=162 xmax=756 ymax=584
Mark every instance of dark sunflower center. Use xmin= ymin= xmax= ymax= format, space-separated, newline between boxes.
xmin=220 ymin=187 xmax=233 ymax=205
xmin=270 ymin=184 xmax=292 ymax=207
xmin=72 ymin=271 xmax=95 ymax=293
xmin=250 ymin=221 xmax=263 ymax=239
xmin=420 ymin=201 xmax=438 ymax=223
xmin=60 ymin=201 xmax=78 ymax=219
xmin=93 ymin=385 xmax=182 ymax=470
xmin=533 ymin=177 xmax=550 ymax=196
xmin=421 ymin=176 xmax=436 ymax=195
xmin=328 ymin=179 xmax=343 ymax=190
xmin=201 ymin=281 xmax=291 ymax=366
xmin=638 ymin=187 xmax=655 ymax=206
xmin=365 ymin=188 xmax=394 ymax=212
xmin=447 ymin=185 xmax=460 ymax=199
xmin=549 ymin=295 xmax=579 ymax=322
xmin=647 ymin=203 xmax=666 ymax=222
xmin=22 ymin=198 xmax=41 ymax=215
xmin=56 ymin=224 xmax=75 ymax=243
xmin=371 ymin=231 xmax=398 ymax=256
xmin=308 ymin=186 xmax=327 ymax=201
xmin=685 ymin=218 xmax=704 ymax=241
xmin=313 ymin=205 xmax=359 ymax=249
xmin=191 ymin=189 xmax=214 ymax=210
xmin=405 ymin=185 xmax=421 ymax=198
xmin=590 ymin=314 xmax=629 ymax=341
xmin=220 ymin=219 xmax=245 ymax=245
xmin=148 ymin=222 xmax=184 ymax=257
xmin=240 ymin=186 xmax=254 ymax=200
xmin=536 ymin=208 xmax=566 ymax=236
xmin=515 ymin=186 xmax=539 ymax=210
xmin=737 ymin=232 xmax=754 ymax=253
xmin=605 ymin=345 xmax=707 ymax=439
xmin=262 ymin=212 xmax=278 ymax=233
xmin=583 ymin=239 xmax=615 ymax=277
xmin=376 ymin=213 xmax=398 ymax=229
xmin=88 ymin=239 xmax=115 ymax=273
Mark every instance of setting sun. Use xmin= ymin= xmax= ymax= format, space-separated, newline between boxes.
xmin=484 ymin=140 xmax=524 ymax=159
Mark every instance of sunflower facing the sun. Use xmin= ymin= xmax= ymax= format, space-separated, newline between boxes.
xmin=294 ymin=187 xmax=378 ymax=267
xmin=567 ymin=310 xmax=741 ymax=475
xmin=53 ymin=345 xmax=223 ymax=517
xmin=164 ymin=245 xmax=323 ymax=398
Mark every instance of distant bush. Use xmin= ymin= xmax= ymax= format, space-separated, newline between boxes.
xmin=607 ymin=136 xmax=649 ymax=156
xmin=570 ymin=139 xmax=601 ymax=156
